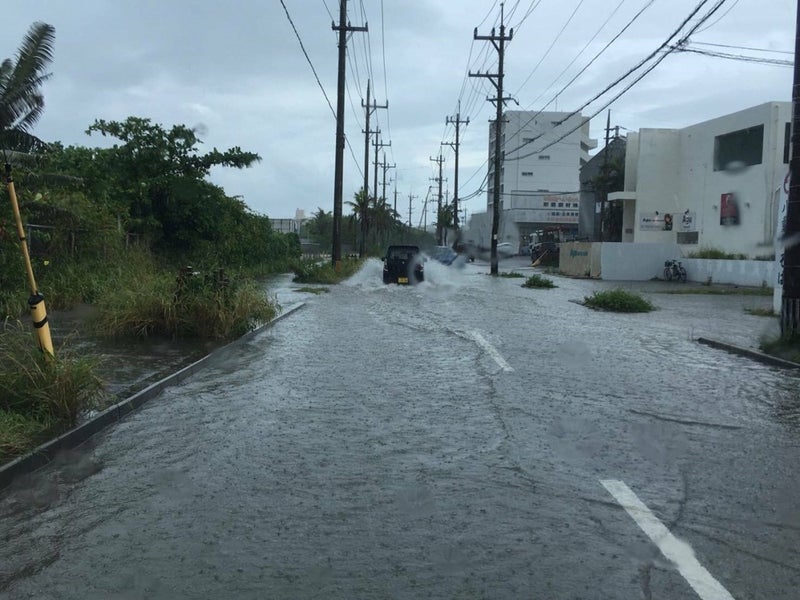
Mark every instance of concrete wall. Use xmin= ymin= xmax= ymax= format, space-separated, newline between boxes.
xmin=682 ymin=258 xmax=775 ymax=287
xmin=560 ymin=242 xmax=594 ymax=277
xmin=600 ymin=242 xmax=682 ymax=281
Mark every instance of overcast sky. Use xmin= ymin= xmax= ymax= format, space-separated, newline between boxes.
xmin=3 ymin=0 xmax=795 ymax=224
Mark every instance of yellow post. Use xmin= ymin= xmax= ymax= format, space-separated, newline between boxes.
xmin=5 ymin=163 xmax=54 ymax=356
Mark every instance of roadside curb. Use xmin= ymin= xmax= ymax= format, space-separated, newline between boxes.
xmin=0 ymin=302 xmax=306 ymax=491
xmin=697 ymin=337 xmax=800 ymax=370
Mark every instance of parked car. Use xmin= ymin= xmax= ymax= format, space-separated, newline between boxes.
xmin=383 ymin=245 xmax=424 ymax=284
xmin=496 ymin=242 xmax=515 ymax=258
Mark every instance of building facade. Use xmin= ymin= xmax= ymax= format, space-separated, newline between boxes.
xmin=615 ymin=102 xmax=791 ymax=258
xmin=487 ymin=110 xmax=596 ymax=244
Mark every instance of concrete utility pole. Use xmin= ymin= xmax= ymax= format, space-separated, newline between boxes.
xmin=331 ymin=0 xmax=367 ymax=268
xmin=430 ymin=153 xmax=445 ymax=245
xmin=445 ymin=101 xmax=469 ymax=232
xmin=361 ymin=79 xmax=387 ymax=202
xmin=373 ymin=137 xmax=391 ymax=202
xmin=408 ymin=192 xmax=416 ymax=227
xmin=380 ymin=155 xmax=396 ymax=209
xmin=393 ymin=182 xmax=398 ymax=216
xmin=470 ymin=3 xmax=513 ymax=275
xmin=782 ymin=0 xmax=800 ymax=336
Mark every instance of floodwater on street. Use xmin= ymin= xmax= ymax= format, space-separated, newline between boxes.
xmin=1 ymin=258 xmax=798 ymax=599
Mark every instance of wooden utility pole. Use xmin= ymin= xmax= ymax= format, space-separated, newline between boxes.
xmin=373 ymin=137 xmax=391 ymax=202
xmin=782 ymin=0 xmax=800 ymax=336
xmin=380 ymin=154 xmax=396 ymax=208
xmin=331 ymin=0 xmax=366 ymax=268
xmin=361 ymin=79 xmax=387 ymax=202
xmin=445 ymin=101 xmax=469 ymax=232
xmin=430 ymin=153 xmax=445 ymax=245
xmin=470 ymin=3 xmax=513 ymax=275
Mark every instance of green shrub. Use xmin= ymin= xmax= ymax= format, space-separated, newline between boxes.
xmin=522 ymin=274 xmax=556 ymax=289
xmin=499 ymin=272 xmax=526 ymax=278
xmin=583 ymin=289 xmax=654 ymax=312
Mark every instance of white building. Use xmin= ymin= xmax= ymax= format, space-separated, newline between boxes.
xmin=615 ymin=102 xmax=791 ymax=257
xmin=487 ymin=111 xmax=597 ymax=242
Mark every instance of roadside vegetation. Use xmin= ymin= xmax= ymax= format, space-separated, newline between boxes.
xmin=0 ymin=320 xmax=104 ymax=462
xmin=499 ymin=271 xmax=526 ymax=278
xmin=291 ymin=258 xmax=363 ymax=284
xmin=583 ymin=289 xmax=654 ymax=312
xmin=686 ymin=247 xmax=748 ymax=260
xmin=745 ymin=307 xmax=776 ymax=317
xmin=522 ymin=274 xmax=556 ymax=289
xmin=656 ymin=286 xmax=772 ymax=296
xmin=760 ymin=335 xmax=800 ymax=364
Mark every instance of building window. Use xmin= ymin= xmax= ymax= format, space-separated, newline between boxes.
xmin=785 ymin=122 xmax=791 ymax=164
xmin=538 ymin=155 xmax=550 ymax=160
xmin=543 ymin=202 xmax=549 ymax=207
xmin=558 ymin=202 xmax=564 ymax=207
xmin=713 ymin=124 xmax=764 ymax=171
xmin=521 ymin=171 xmax=533 ymax=176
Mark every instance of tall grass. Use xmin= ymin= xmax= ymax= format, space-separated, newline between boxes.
xmin=0 ymin=320 xmax=104 ymax=461
xmin=291 ymin=258 xmax=363 ymax=284
xmin=522 ymin=274 xmax=556 ymax=288
xmin=686 ymin=247 xmax=748 ymax=260
xmin=94 ymin=265 xmax=277 ymax=340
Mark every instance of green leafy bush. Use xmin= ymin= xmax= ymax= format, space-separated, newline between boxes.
xmin=522 ymin=274 xmax=556 ymax=289
xmin=499 ymin=272 xmax=526 ymax=278
xmin=583 ymin=289 xmax=654 ymax=312
xmin=686 ymin=247 xmax=748 ymax=260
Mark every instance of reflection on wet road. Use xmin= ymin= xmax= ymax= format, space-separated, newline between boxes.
xmin=1 ymin=258 xmax=798 ymax=599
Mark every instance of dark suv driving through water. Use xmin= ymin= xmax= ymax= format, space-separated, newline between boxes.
xmin=382 ymin=245 xmax=424 ymax=284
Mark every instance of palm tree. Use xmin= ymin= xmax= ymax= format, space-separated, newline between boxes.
xmin=0 ymin=22 xmax=55 ymax=155
xmin=346 ymin=188 xmax=371 ymax=257
xmin=1 ymin=22 xmax=56 ymax=355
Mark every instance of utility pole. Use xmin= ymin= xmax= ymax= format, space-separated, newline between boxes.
xmin=393 ymin=182 xmax=398 ymax=216
xmin=380 ymin=154 xmax=396 ymax=209
xmin=331 ymin=0 xmax=367 ymax=269
xmin=361 ymin=79 xmax=387 ymax=202
xmin=408 ymin=192 xmax=416 ymax=227
xmin=430 ymin=153 xmax=445 ymax=245
xmin=782 ymin=0 xmax=800 ymax=336
xmin=599 ymin=110 xmax=612 ymax=243
xmin=445 ymin=101 xmax=469 ymax=232
xmin=373 ymin=137 xmax=391 ymax=202
xmin=470 ymin=3 xmax=513 ymax=275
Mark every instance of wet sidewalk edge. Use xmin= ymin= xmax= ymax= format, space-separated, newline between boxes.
xmin=0 ymin=302 xmax=306 ymax=491
xmin=697 ymin=337 xmax=800 ymax=370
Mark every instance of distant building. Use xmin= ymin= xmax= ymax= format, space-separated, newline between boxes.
xmin=617 ymin=102 xmax=790 ymax=257
xmin=271 ymin=209 xmax=308 ymax=235
xmin=579 ymin=136 xmax=627 ymax=241
xmin=487 ymin=110 xmax=597 ymax=245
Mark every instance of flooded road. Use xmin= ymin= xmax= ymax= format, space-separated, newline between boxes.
xmin=1 ymin=258 xmax=798 ymax=599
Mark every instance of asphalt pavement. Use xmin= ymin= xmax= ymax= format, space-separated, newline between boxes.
xmin=1 ymin=257 xmax=797 ymax=599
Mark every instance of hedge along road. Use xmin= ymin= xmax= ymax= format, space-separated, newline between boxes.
xmin=1 ymin=258 xmax=798 ymax=599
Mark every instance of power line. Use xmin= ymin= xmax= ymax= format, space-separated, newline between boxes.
xmin=505 ymin=0 xmax=720 ymax=162
xmin=508 ymin=0 xmax=732 ymax=163
xmin=512 ymin=0 xmax=588 ymax=97
xmin=673 ymin=44 xmax=793 ymax=67
xmin=279 ymin=0 xmax=335 ymax=118
xmin=504 ymin=0 xmax=657 ymax=159
xmin=692 ymin=40 xmax=793 ymax=55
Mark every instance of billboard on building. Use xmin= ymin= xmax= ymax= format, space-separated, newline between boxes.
xmin=639 ymin=212 xmax=673 ymax=231
xmin=720 ymin=193 xmax=740 ymax=226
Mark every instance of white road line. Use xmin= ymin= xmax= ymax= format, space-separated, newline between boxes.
xmin=600 ymin=479 xmax=735 ymax=600
xmin=468 ymin=330 xmax=514 ymax=372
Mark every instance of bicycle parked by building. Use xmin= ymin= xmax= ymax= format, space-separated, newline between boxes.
xmin=663 ymin=259 xmax=687 ymax=283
